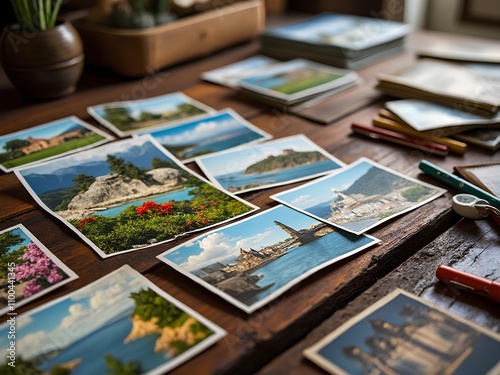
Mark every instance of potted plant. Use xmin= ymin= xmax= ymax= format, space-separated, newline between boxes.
xmin=0 ymin=0 xmax=85 ymax=99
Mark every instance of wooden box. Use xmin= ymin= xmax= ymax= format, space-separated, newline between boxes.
xmin=74 ymin=0 xmax=265 ymax=76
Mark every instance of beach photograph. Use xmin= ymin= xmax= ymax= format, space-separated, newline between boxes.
xmin=143 ymin=109 xmax=272 ymax=162
xmin=14 ymin=136 xmax=257 ymax=257
xmin=271 ymin=158 xmax=446 ymax=234
xmin=0 ymin=224 xmax=78 ymax=315
xmin=88 ymin=92 xmax=215 ymax=136
xmin=159 ymin=205 xmax=379 ymax=313
xmin=0 ymin=265 xmax=225 ymax=375
xmin=0 ymin=116 xmax=114 ymax=173
xmin=304 ymin=289 xmax=500 ymax=375
xmin=195 ymin=135 xmax=345 ymax=194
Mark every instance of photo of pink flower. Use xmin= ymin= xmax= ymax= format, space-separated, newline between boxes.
xmin=0 ymin=224 xmax=78 ymax=314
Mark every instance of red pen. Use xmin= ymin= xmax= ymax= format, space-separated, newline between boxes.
xmin=436 ymin=265 xmax=500 ymax=303
xmin=351 ymin=123 xmax=449 ymax=156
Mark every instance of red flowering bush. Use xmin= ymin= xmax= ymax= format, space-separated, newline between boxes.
xmin=136 ymin=201 xmax=174 ymax=216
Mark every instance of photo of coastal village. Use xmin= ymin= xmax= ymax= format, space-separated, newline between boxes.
xmin=272 ymin=158 xmax=446 ymax=234
xmin=15 ymin=136 xmax=256 ymax=257
xmin=304 ymin=290 xmax=500 ymax=375
xmin=196 ymin=135 xmax=345 ymax=194
xmin=0 ymin=116 xmax=113 ymax=173
xmin=88 ymin=92 xmax=214 ymax=136
xmin=145 ymin=109 xmax=272 ymax=162
xmin=0 ymin=265 xmax=225 ymax=375
xmin=0 ymin=224 xmax=78 ymax=315
xmin=160 ymin=205 xmax=378 ymax=313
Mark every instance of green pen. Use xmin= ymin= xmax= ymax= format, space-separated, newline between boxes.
xmin=419 ymin=160 xmax=500 ymax=210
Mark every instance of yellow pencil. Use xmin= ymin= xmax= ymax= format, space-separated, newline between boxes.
xmin=372 ymin=116 xmax=468 ymax=154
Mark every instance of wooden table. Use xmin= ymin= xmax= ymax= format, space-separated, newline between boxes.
xmin=1 ymin=15 xmax=499 ymax=375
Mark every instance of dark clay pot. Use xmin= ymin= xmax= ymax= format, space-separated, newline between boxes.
xmin=0 ymin=21 xmax=84 ymax=99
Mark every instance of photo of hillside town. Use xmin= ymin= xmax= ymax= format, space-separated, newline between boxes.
xmin=0 ymin=116 xmax=113 ymax=173
xmin=272 ymin=158 xmax=446 ymax=234
xmin=88 ymin=92 xmax=214 ymax=136
xmin=196 ymin=135 xmax=345 ymax=194
xmin=160 ymin=205 xmax=378 ymax=313
xmin=0 ymin=265 xmax=225 ymax=375
xmin=15 ymin=136 xmax=256 ymax=257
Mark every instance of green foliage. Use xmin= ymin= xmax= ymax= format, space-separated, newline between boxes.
xmin=0 ymin=356 xmax=42 ymax=374
xmin=9 ymin=0 xmax=63 ymax=30
xmin=244 ymin=150 xmax=326 ymax=174
xmin=104 ymin=354 xmax=142 ymax=375
xmin=103 ymin=107 xmax=134 ymax=128
xmin=0 ymin=230 xmax=24 ymax=256
xmin=73 ymin=174 xmax=96 ymax=193
xmin=0 ymin=246 xmax=25 ymax=279
xmin=106 ymin=154 xmax=147 ymax=181
xmin=138 ymin=111 xmax=162 ymax=122
xmin=130 ymin=288 xmax=186 ymax=328
xmin=3 ymin=138 xmax=30 ymax=153
xmin=151 ymin=157 xmax=176 ymax=169
xmin=401 ymin=185 xmax=432 ymax=202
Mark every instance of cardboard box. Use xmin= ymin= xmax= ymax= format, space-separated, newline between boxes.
xmin=75 ymin=0 xmax=265 ymax=76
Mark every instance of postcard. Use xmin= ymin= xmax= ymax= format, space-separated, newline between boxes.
xmin=0 ymin=116 xmax=114 ymax=173
xmin=261 ymin=13 xmax=410 ymax=51
xmin=195 ymin=134 xmax=346 ymax=194
xmin=14 ymin=136 xmax=257 ymax=258
xmin=385 ymin=99 xmax=500 ymax=133
xmin=455 ymin=162 xmax=500 ymax=197
xmin=304 ymin=289 xmax=500 ymax=375
xmin=237 ymin=59 xmax=359 ymax=104
xmin=0 ymin=265 xmax=225 ymax=374
xmin=138 ymin=108 xmax=272 ymax=163
xmin=158 ymin=205 xmax=379 ymax=313
xmin=271 ymin=158 xmax=446 ymax=235
xmin=201 ymin=55 xmax=278 ymax=88
xmin=0 ymin=224 xmax=78 ymax=316
xmin=87 ymin=92 xmax=216 ymax=137
xmin=454 ymin=128 xmax=500 ymax=151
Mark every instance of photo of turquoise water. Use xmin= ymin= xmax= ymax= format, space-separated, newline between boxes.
xmin=0 ymin=266 xmax=224 ymax=374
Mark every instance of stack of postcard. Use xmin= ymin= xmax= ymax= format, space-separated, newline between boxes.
xmin=234 ymin=59 xmax=361 ymax=111
xmin=376 ymin=59 xmax=500 ymax=116
xmin=375 ymin=99 xmax=500 ymax=151
xmin=259 ymin=13 xmax=410 ymax=69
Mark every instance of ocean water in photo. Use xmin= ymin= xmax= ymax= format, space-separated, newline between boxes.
xmin=216 ymin=159 xmax=339 ymax=191
xmin=183 ymin=132 xmax=263 ymax=158
xmin=96 ymin=186 xmax=195 ymax=217
xmin=37 ymin=310 xmax=170 ymax=374
xmin=244 ymin=231 xmax=373 ymax=305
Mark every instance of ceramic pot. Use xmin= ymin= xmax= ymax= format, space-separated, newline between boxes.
xmin=0 ymin=21 xmax=84 ymax=99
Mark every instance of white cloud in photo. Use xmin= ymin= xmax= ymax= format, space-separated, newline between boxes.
xmin=181 ymin=232 xmax=238 ymax=272
xmin=291 ymin=194 xmax=317 ymax=208
xmin=157 ymin=118 xmax=241 ymax=145
xmin=235 ymin=229 xmax=273 ymax=250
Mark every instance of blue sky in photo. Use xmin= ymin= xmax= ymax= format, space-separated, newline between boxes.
xmin=163 ymin=205 xmax=320 ymax=272
xmin=0 ymin=118 xmax=83 ymax=152
xmin=274 ymin=160 xmax=373 ymax=209
xmin=148 ymin=111 xmax=256 ymax=145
